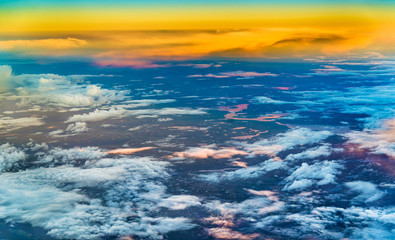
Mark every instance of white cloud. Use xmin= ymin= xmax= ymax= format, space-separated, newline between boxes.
xmin=254 ymin=96 xmax=288 ymax=104
xmin=199 ymin=128 xmax=332 ymax=182
xmin=188 ymin=71 xmax=278 ymax=78
xmin=285 ymin=144 xmax=334 ymax=161
xmin=206 ymin=197 xmax=273 ymax=218
xmin=291 ymin=81 xmax=395 ymax=129
xmin=240 ymin=128 xmax=332 ymax=157
xmin=4 ymin=164 xmax=128 ymax=188
xmin=0 ymin=65 xmax=12 ymax=89
xmin=159 ymin=195 xmax=201 ymax=210
xmin=201 ymin=158 xmax=286 ymax=182
xmin=284 ymin=179 xmax=313 ymax=191
xmin=158 ymin=118 xmax=173 ymax=122
xmin=311 ymin=65 xmax=346 ymax=75
xmin=36 ymin=146 xmax=106 ymax=165
xmin=49 ymin=129 xmax=65 ymax=137
xmin=285 ymin=212 xmax=344 ymax=239
xmin=171 ymin=145 xmax=248 ymax=160
xmin=130 ymin=108 xmax=207 ymax=116
xmin=345 ymin=181 xmax=384 ymax=203
xmin=346 ymin=118 xmax=395 ymax=158
xmin=283 ymin=161 xmax=343 ymax=191
xmin=203 ymin=188 xmax=285 ymax=239
xmin=122 ymin=99 xmax=175 ymax=106
xmin=0 ymin=143 xmax=26 ymax=172
xmin=0 ymin=116 xmax=44 ymax=132
xmin=66 ymin=122 xmax=88 ymax=133
xmin=66 ymin=107 xmax=207 ymax=123
xmin=128 ymin=126 xmax=142 ymax=131
xmin=86 ymin=85 xmax=102 ymax=96
xmin=1 ymin=65 xmax=128 ymax=108
xmin=65 ymin=107 xmax=128 ymax=122
xmin=0 ymin=144 xmax=196 ymax=239
xmin=308 ymin=206 xmax=395 ymax=239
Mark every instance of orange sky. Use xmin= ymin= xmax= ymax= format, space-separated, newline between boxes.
xmin=0 ymin=3 xmax=394 ymax=65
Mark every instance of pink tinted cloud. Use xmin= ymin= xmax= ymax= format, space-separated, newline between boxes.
xmin=258 ymin=201 xmax=285 ymax=214
xmin=312 ymin=65 xmax=345 ymax=74
xmin=247 ymin=145 xmax=284 ymax=156
xmin=219 ymin=104 xmax=248 ymax=113
xmin=204 ymin=216 xmax=236 ymax=228
xmin=226 ymin=113 xmax=287 ymax=122
xmin=171 ymin=146 xmax=248 ymax=159
xmin=187 ymin=74 xmax=204 ymax=78
xmin=222 ymin=71 xmax=278 ymax=77
xmin=106 ymin=147 xmax=155 ymax=154
xmin=345 ymin=118 xmax=395 ymax=176
xmin=219 ymin=104 xmax=287 ymax=122
xmin=207 ymin=227 xmax=260 ymax=240
xmin=247 ymin=189 xmax=279 ymax=201
xmin=273 ymin=87 xmax=294 ymax=90
xmin=205 ymin=73 xmax=230 ymax=78
xmin=231 ymin=131 xmax=268 ymax=140
xmin=231 ymin=161 xmax=248 ymax=168
xmin=95 ymin=59 xmax=170 ymax=69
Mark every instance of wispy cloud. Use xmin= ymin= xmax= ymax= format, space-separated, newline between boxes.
xmin=188 ymin=71 xmax=278 ymax=78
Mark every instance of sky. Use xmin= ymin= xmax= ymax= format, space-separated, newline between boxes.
xmin=0 ymin=0 xmax=394 ymax=67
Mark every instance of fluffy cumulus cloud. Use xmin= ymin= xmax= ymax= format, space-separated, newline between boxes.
xmin=283 ymin=161 xmax=343 ymax=191
xmin=199 ymin=181 xmax=392 ymax=240
xmin=0 ymin=143 xmax=26 ymax=172
xmin=345 ymin=181 xmax=384 ymax=203
xmin=203 ymin=188 xmax=285 ymax=239
xmin=65 ymin=122 xmax=88 ymax=133
xmin=239 ymin=127 xmax=332 ymax=157
xmin=205 ymin=197 xmax=278 ymax=222
xmin=199 ymin=128 xmax=333 ymax=181
xmin=0 ymin=66 xmax=207 ymax=137
xmin=302 ymin=206 xmax=395 ymax=239
xmin=35 ymin=146 xmax=106 ymax=165
xmin=0 ymin=143 xmax=197 ymax=239
xmin=284 ymin=144 xmax=334 ymax=161
xmin=1 ymin=65 xmax=128 ymax=108
xmin=49 ymin=122 xmax=89 ymax=137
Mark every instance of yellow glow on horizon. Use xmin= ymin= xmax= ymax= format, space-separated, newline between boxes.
xmin=1 ymin=5 xmax=393 ymax=32
xmin=0 ymin=4 xmax=394 ymax=63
